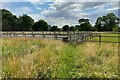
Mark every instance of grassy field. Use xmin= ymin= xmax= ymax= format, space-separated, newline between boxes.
xmin=91 ymin=33 xmax=120 ymax=43
xmin=1 ymin=37 xmax=119 ymax=79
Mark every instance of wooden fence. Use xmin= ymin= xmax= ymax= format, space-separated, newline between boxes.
xmin=86 ymin=33 xmax=120 ymax=45
xmin=1 ymin=31 xmax=120 ymax=44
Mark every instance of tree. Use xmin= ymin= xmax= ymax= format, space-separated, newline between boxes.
xmin=95 ymin=13 xmax=120 ymax=31
xmin=112 ymin=25 xmax=120 ymax=32
xmin=91 ymin=26 xmax=96 ymax=31
xmin=50 ymin=26 xmax=59 ymax=31
xmin=69 ymin=26 xmax=76 ymax=31
xmin=48 ymin=25 xmax=51 ymax=31
xmin=57 ymin=28 xmax=61 ymax=31
xmin=78 ymin=18 xmax=92 ymax=31
xmin=105 ymin=13 xmax=119 ymax=31
xmin=75 ymin=25 xmax=81 ymax=31
xmin=2 ymin=9 xmax=18 ymax=31
xmin=94 ymin=17 xmax=103 ymax=31
xmin=32 ymin=20 xmax=49 ymax=31
xmin=62 ymin=25 xmax=69 ymax=31
xmin=18 ymin=14 xmax=34 ymax=31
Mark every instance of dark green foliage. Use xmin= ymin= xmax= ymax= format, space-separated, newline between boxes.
xmin=78 ymin=18 xmax=92 ymax=31
xmin=32 ymin=20 xmax=49 ymax=31
xmin=50 ymin=26 xmax=59 ymax=31
xmin=75 ymin=25 xmax=81 ymax=31
xmin=95 ymin=13 xmax=120 ymax=31
xmin=112 ymin=25 xmax=120 ymax=32
xmin=62 ymin=25 xmax=69 ymax=31
xmin=2 ymin=9 xmax=19 ymax=31
xmin=18 ymin=14 xmax=34 ymax=31
xmin=69 ymin=26 xmax=76 ymax=31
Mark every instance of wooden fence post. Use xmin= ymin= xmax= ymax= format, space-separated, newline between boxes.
xmin=69 ymin=31 xmax=71 ymax=41
xmin=10 ymin=31 xmax=11 ymax=37
xmin=54 ymin=31 xmax=57 ymax=39
xmin=67 ymin=31 xmax=70 ymax=41
xmin=42 ymin=31 xmax=45 ymax=38
xmin=24 ymin=31 xmax=26 ymax=37
xmin=99 ymin=33 xmax=101 ymax=46
xmin=93 ymin=33 xmax=95 ymax=41
xmin=55 ymin=32 xmax=57 ymax=39
xmin=81 ymin=33 xmax=83 ymax=43
xmin=14 ymin=31 xmax=15 ymax=37
xmin=7 ymin=32 xmax=8 ymax=37
xmin=22 ymin=31 xmax=24 ymax=37
xmin=32 ymin=31 xmax=35 ymax=37
xmin=67 ymin=31 xmax=69 ymax=37
xmin=73 ymin=31 xmax=75 ymax=41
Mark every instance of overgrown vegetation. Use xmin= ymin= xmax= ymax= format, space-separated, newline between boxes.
xmin=1 ymin=38 xmax=119 ymax=79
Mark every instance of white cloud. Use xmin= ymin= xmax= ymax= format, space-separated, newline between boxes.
xmin=19 ymin=6 xmax=32 ymax=13
xmin=45 ymin=17 xmax=77 ymax=27
xmin=107 ymin=7 xmax=118 ymax=11
xmin=35 ymin=6 xmax=42 ymax=10
xmin=29 ymin=14 xmax=45 ymax=22
xmin=49 ymin=6 xmax=56 ymax=10
xmin=28 ymin=2 xmax=45 ymax=5
xmin=40 ymin=2 xmax=118 ymax=26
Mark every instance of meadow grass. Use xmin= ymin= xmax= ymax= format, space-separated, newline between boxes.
xmin=91 ymin=33 xmax=119 ymax=43
xmin=1 ymin=37 xmax=119 ymax=78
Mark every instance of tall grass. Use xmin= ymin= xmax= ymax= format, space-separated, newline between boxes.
xmin=1 ymin=37 xmax=119 ymax=78
xmin=91 ymin=34 xmax=119 ymax=42
xmin=74 ymin=43 xmax=118 ymax=78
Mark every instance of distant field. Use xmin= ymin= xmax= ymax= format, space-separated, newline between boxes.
xmin=1 ymin=37 xmax=119 ymax=79
xmin=91 ymin=33 xmax=120 ymax=43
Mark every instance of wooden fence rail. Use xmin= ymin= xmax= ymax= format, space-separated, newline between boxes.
xmin=1 ymin=31 xmax=120 ymax=44
xmin=86 ymin=33 xmax=120 ymax=45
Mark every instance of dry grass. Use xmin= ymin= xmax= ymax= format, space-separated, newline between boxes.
xmin=74 ymin=43 xmax=118 ymax=78
xmin=1 ymin=37 xmax=119 ymax=78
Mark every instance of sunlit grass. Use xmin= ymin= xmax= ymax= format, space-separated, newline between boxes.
xmin=91 ymin=34 xmax=119 ymax=42
xmin=74 ymin=43 xmax=118 ymax=78
xmin=1 ymin=37 xmax=119 ymax=79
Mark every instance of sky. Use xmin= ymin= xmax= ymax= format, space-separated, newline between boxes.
xmin=0 ymin=1 xmax=119 ymax=27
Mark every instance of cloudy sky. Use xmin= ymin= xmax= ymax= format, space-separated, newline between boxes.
xmin=1 ymin=1 xmax=119 ymax=27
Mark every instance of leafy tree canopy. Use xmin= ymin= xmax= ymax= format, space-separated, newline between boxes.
xmin=95 ymin=13 xmax=120 ymax=31
xmin=78 ymin=18 xmax=92 ymax=31
xmin=2 ymin=9 xmax=18 ymax=31
xmin=18 ymin=14 xmax=34 ymax=31
xmin=62 ymin=25 xmax=69 ymax=31
xmin=32 ymin=20 xmax=48 ymax=31
xmin=50 ymin=26 xmax=59 ymax=31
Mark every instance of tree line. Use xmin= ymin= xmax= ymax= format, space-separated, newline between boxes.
xmin=1 ymin=9 xmax=120 ymax=31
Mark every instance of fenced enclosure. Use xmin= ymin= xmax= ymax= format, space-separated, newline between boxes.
xmin=1 ymin=31 xmax=120 ymax=78
xmin=1 ymin=31 xmax=120 ymax=44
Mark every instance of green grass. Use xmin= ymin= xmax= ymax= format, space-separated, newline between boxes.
xmin=1 ymin=37 xmax=119 ymax=78
xmin=91 ymin=33 xmax=120 ymax=43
